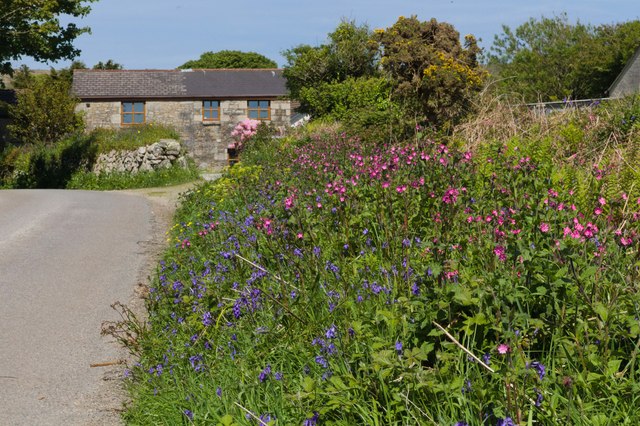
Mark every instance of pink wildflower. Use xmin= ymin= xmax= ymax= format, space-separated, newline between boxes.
xmin=497 ymin=344 xmax=510 ymax=355
xmin=621 ymin=236 xmax=633 ymax=246
xmin=539 ymin=223 xmax=550 ymax=233
xmin=494 ymin=246 xmax=507 ymax=261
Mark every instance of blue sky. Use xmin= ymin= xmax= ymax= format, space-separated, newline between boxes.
xmin=11 ymin=0 xmax=640 ymax=70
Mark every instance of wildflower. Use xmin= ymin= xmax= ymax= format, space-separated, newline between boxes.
xmin=527 ymin=360 xmax=546 ymax=380
xmin=315 ymin=355 xmax=328 ymax=368
xmin=325 ymin=324 xmax=338 ymax=339
xmin=494 ymin=245 xmax=507 ymax=261
xmin=539 ymin=223 xmax=550 ymax=233
xmin=497 ymin=343 xmax=510 ymax=354
xmin=259 ymin=364 xmax=271 ymax=382
xmin=621 ymin=236 xmax=633 ymax=246
xmin=497 ymin=417 xmax=515 ymax=426
xmin=183 ymin=409 xmax=194 ymax=421
xmin=275 ymin=372 xmax=283 ymax=381
xmin=216 ymin=387 xmax=222 ymax=397
xmin=202 ymin=311 xmax=213 ymax=327
xmin=303 ymin=411 xmax=320 ymax=426
xmin=395 ymin=341 xmax=403 ymax=354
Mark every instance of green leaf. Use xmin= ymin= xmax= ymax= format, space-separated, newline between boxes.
xmin=301 ymin=376 xmax=316 ymax=393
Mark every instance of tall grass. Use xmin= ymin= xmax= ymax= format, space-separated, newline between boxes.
xmin=118 ymin=99 xmax=640 ymax=425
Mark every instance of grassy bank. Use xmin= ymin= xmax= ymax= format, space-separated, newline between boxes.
xmin=121 ymin=99 xmax=640 ymax=425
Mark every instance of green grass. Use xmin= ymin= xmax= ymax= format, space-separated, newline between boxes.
xmin=66 ymin=162 xmax=201 ymax=190
xmin=89 ymin=124 xmax=182 ymax=153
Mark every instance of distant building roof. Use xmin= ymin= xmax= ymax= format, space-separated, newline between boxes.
xmin=72 ymin=69 xmax=288 ymax=100
xmin=608 ymin=46 xmax=640 ymax=98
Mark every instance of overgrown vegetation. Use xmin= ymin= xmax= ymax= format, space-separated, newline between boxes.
xmin=118 ymin=93 xmax=640 ymax=424
xmin=487 ymin=13 xmax=640 ymax=102
xmin=0 ymin=124 xmax=192 ymax=189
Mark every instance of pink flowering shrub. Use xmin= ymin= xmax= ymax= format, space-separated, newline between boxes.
xmin=229 ymin=118 xmax=259 ymax=151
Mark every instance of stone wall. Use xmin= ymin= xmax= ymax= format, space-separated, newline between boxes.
xmin=76 ymin=99 xmax=291 ymax=169
xmin=93 ymin=139 xmax=188 ymax=175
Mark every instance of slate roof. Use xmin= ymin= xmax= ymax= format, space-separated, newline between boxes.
xmin=72 ymin=69 xmax=288 ymax=100
xmin=608 ymin=46 xmax=640 ymax=98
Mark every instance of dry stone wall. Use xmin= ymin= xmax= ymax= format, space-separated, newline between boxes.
xmin=92 ymin=139 xmax=188 ymax=175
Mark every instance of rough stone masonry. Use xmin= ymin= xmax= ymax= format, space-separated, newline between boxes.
xmin=92 ymin=139 xmax=188 ymax=175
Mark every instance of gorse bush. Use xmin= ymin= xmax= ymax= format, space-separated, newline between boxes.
xmin=121 ymin=119 xmax=640 ymax=424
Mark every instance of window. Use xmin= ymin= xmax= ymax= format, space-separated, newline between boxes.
xmin=247 ymin=100 xmax=270 ymax=120
xmin=203 ymin=100 xmax=220 ymax=121
xmin=121 ymin=101 xmax=145 ymax=125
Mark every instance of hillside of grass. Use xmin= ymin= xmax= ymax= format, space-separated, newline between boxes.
xmin=119 ymin=98 xmax=640 ymax=425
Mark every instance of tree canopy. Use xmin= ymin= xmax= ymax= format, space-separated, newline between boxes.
xmin=283 ymin=20 xmax=379 ymax=115
xmin=487 ymin=14 xmax=640 ymax=102
xmin=0 ymin=0 xmax=96 ymax=76
xmin=178 ymin=50 xmax=277 ymax=69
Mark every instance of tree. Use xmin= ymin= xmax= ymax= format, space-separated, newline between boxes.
xmin=179 ymin=50 xmax=277 ymax=69
xmin=374 ymin=16 xmax=486 ymax=128
xmin=283 ymin=20 xmax=379 ymax=115
xmin=8 ymin=75 xmax=83 ymax=145
xmin=487 ymin=14 xmax=640 ymax=102
xmin=93 ymin=59 xmax=123 ymax=70
xmin=0 ymin=0 xmax=97 ymax=76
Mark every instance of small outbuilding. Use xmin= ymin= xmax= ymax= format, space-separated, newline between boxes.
xmin=608 ymin=47 xmax=640 ymax=98
xmin=72 ymin=69 xmax=291 ymax=168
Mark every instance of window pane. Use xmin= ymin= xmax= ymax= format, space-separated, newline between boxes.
xmin=122 ymin=103 xmax=133 ymax=113
xmin=133 ymin=102 xmax=144 ymax=113
xmin=122 ymin=114 xmax=132 ymax=124
xmin=134 ymin=113 xmax=144 ymax=123
xmin=212 ymin=101 xmax=219 ymax=107
xmin=203 ymin=101 xmax=211 ymax=108
xmin=204 ymin=110 xmax=212 ymax=119
xmin=211 ymin=110 xmax=219 ymax=119
xmin=248 ymin=110 xmax=258 ymax=119
xmin=259 ymin=110 xmax=269 ymax=119
xmin=248 ymin=100 xmax=259 ymax=108
xmin=259 ymin=100 xmax=270 ymax=108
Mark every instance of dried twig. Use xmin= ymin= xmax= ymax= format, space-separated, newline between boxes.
xmin=233 ymin=401 xmax=269 ymax=426
xmin=432 ymin=321 xmax=495 ymax=373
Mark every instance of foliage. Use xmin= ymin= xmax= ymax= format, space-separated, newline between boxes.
xmin=487 ymin=14 xmax=640 ymax=102
xmin=93 ymin=59 xmax=123 ymax=70
xmin=66 ymin=162 xmax=200 ymax=190
xmin=283 ymin=20 xmax=379 ymax=116
xmin=0 ymin=133 xmax=96 ymax=188
xmin=7 ymin=74 xmax=83 ymax=145
xmin=119 ymin=102 xmax=640 ymax=424
xmin=0 ymin=124 xmax=186 ymax=189
xmin=89 ymin=123 xmax=181 ymax=153
xmin=179 ymin=50 xmax=277 ymax=69
xmin=0 ymin=0 xmax=96 ymax=75
xmin=374 ymin=16 xmax=486 ymax=130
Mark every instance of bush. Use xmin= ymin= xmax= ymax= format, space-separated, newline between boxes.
xmin=66 ymin=162 xmax=200 ymax=190
xmin=8 ymin=76 xmax=83 ymax=145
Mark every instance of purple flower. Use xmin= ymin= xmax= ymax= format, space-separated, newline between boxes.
xmin=202 ymin=311 xmax=213 ymax=327
xmin=183 ymin=409 xmax=193 ymax=421
xmin=259 ymin=364 xmax=271 ymax=382
xmin=527 ymin=360 xmax=546 ymax=380
xmin=315 ymin=355 xmax=328 ymax=368
xmin=395 ymin=341 xmax=403 ymax=354
xmin=216 ymin=386 xmax=222 ymax=397
xmin=497 ymin=417 xmax=516 ymax=426
xmin=303 ymin=411 xmax=319 ymax=426
xmin=274 ymin=371 xmax=283 ymax=381
xmin=454 ymin=422 xmax=468 ymax=426
xmin=325 ymin=324 xmax=338 ymax=339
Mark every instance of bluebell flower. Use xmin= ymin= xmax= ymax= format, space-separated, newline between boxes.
xmin=395 ymin=341 xmax=403 ymax=354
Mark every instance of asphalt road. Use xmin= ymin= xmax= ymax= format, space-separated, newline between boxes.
xmin=0 ymin=190 xmax=153 ymax=425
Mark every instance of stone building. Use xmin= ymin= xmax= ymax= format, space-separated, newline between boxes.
xmin=72 ymin=69 xmax=291 ymax=168
xmin=608 ymin=46 xmax=640 ymax=98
